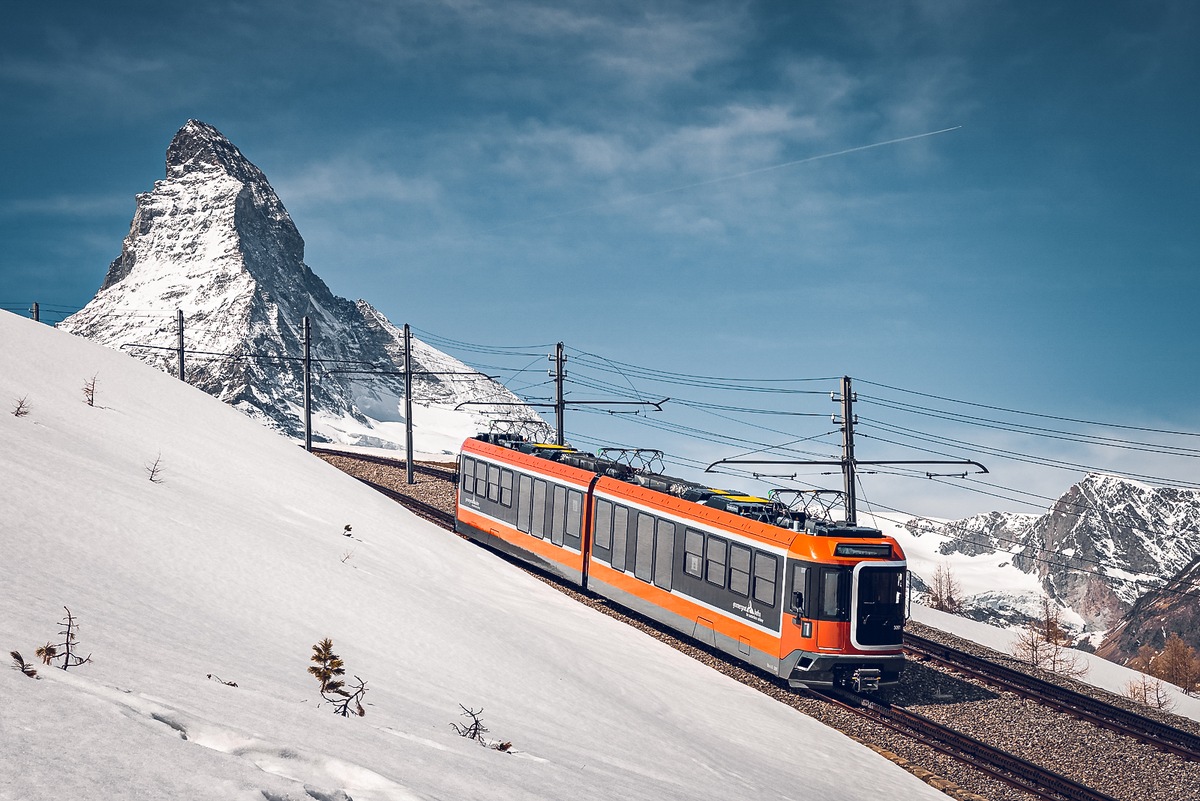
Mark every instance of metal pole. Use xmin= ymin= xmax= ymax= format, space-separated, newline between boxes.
xmin=176 ymin=309 xmax=185 ymax=382
xmin=550 ymin=342 xmax=566 ymax=445
xmin=840 ymin=375 xmax=857 ymax=525
xmin=303 ymin=316 xmax=312 ymax=452
xmin=404 ymin=323 xmax=414 ymax=485
xmin=30 ymin=302 xmax=39 ymax=323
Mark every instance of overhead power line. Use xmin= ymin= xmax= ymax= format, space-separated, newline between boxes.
xmin=859 ymin=394 xmax=1200 ymax=458
xmin=856 ymin=379 xmax=1200 ymax=439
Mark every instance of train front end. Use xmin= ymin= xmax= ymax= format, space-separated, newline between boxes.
xmin=779 ymin=524 xmax=907 ymax=692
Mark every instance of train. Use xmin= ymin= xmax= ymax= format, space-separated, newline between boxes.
xmin=455 ymin=433 xmax=907 ymax=692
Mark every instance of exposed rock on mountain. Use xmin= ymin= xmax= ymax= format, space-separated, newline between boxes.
xmin=61 ymin=120 xmax=545 ymax=451
xmin=909 ymin=474 xmax=1200 ymax=634
xmin=1097 ymin=557 xmax=1200 ymax=664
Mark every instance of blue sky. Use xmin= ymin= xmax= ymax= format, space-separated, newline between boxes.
xmin=3 ymin=1 xmax=1198 ymax=519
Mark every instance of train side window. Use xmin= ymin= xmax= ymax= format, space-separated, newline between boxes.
xmin=550 ymin=484 xmax=567 ymax=545
xmin=565 ymin=489 xmax=583 ymax=548
xmin=683 ymin=529 xmax=704 ymax=578
xmin=705 ymin=536 xmax=727 ymax=588
xmin=634 ymin=512 xmax=655 ymax=582
xmin=461 ymin=457 xmax=475 ymax=495
xmin=516 ymin=475 xmax=533 ymax=532
xmin=790 ymin=565 xmax=809 ymax=615
xmin=475 ymin=460 xmax=488 ymax=497
xmin=654 ymin=520 xmax=675 ymax=591
xmin=487 ymin=464 xmax=501 ymax=502
xmin=820 ymin=567 xmax=848 ymax=620
xmin=753 ymin=552 xmax=778 ymax=607
xmin=594 ymin=499 xmax=614 ymax=551
xmin=611 ymin=505 xmax=629 ymax=572
xmin=728 ymin=544 xmax=751 ymax=597
xmin=500 ymin=469 xmax=514 ymax=508
xmin=531 ymin=479 xmax=548 ymax=539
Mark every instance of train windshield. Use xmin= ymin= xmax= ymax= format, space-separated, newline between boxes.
xmin=854 ymin=566 xmax=906 ymax=647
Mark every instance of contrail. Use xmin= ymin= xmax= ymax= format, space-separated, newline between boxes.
xmin=483 ymin=125 xmax=962 ymax=233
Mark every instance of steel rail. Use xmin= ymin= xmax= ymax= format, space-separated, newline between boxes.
xmin=904 ymin=632 xmax=1200 ymax=762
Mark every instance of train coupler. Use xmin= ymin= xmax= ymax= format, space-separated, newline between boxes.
xmin=850 ymin=668 xmax=881 ymax=693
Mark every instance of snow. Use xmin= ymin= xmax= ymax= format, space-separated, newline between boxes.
xmin=869 ymin=511 xmax=1047 ymax=610
xmin=0 ymin=309 xmax=946 ymax=801
xmin=909 ymin=605 xmax=1200 ymax=723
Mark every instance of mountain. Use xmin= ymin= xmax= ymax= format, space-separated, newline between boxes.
xmin=1097 ymin=556 xmax=1200 ymax=664
xmin=2 ymin=310 xmax=948 ymax=801
xmin=904 ymin=474 xmax=1200 ymax=635
xmin=60 ymin=119 xmax=545 ymax=453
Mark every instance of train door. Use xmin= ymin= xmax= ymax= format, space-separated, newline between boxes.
xmin=815 ymin=566 xmax=848 ymax=651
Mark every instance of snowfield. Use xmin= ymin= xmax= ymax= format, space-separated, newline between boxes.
xmin=0 ymin=309 xmax=947 ymax=801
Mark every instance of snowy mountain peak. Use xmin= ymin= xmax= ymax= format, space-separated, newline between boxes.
xmin=63 ymin=119 xmax=546 ymax=451
xmin=167 ymin=119 xmax=256 ymax=179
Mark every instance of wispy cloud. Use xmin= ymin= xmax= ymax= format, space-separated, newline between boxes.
xmin=331 ymin=0 xmax=748 ymax=95
xmin=0 ymin=193 xmax=132 ymax=218
xmin=276 ymin=156 xmax=443 ymax=207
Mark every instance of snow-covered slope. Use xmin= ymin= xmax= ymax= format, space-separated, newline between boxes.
xmin=59 ymin=120 xmax=546 ymax=455
xmin=0 ymin=310 xmax=944 ymax=801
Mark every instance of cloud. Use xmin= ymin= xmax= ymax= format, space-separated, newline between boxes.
xmin=0 ymin=193 xmax=132 ymax=218
xmin=275 ymin=156 xmax=443 ymax=208
xmin=330 ymin=0 xmax=748 ymax=95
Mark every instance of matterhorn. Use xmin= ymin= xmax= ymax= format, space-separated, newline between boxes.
xmin=62 ymin=120 xmax=543 ymax=452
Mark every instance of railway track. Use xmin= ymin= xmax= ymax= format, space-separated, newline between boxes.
xmin=310 ymin=446 xmax=458 ymax=482
xmin=813 ymin=687 xmax=1116 ymax=801
xmin=904 ymin=632 xmax=1200 ymax=763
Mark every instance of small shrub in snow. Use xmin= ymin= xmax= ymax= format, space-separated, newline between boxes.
xmin=36 ymin=607 xmax=92 ymax=671
xmin=10 ymin=651 xmax=39 ymax=679
xmin=308 ymin=638 xmax=368 ymax=717
xmin=82 ymin=374 xmax=97 ymax=407
xmin=206 ymin=673 xmax=238 ymax=687
xmin=450 ymin=705 xmax=513 ymax=752
xmin=342 ymin=524 xmax=353 ymax=537
xmin=145 ymin=453 xmax=165 ymax=484
xmin=12 ymin=395 xmax=31 ymax=417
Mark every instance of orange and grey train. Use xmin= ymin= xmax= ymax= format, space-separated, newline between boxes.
xmin=456 ymin=433 xmax=907 ymax=692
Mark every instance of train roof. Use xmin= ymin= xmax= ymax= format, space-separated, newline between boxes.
xmin=464 ymin=433 xmax=887 ymax=541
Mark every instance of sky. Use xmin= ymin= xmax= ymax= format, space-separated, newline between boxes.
xmin=0 ymin=310 xmax=957 ymax=801
xmin=2 ymin=1 xmax=1198 ymax=519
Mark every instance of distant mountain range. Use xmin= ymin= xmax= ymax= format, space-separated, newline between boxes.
xmin=61 ymin=119 xmax=546 ymax=453
xmin=906 ymin=473 xmax=1200 ymax=661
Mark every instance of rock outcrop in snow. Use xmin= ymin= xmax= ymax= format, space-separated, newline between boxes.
xmin=62 ymin=120 xmax=546 ymax=450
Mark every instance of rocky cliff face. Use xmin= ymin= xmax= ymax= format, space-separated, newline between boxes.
xmin=62 ymin=120 xmax=546 ymax=450
xmin=1096 ymin=557 xmax=1200 ymax=664
xmin=910 ymin=474 xmax=1200 ymax=634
